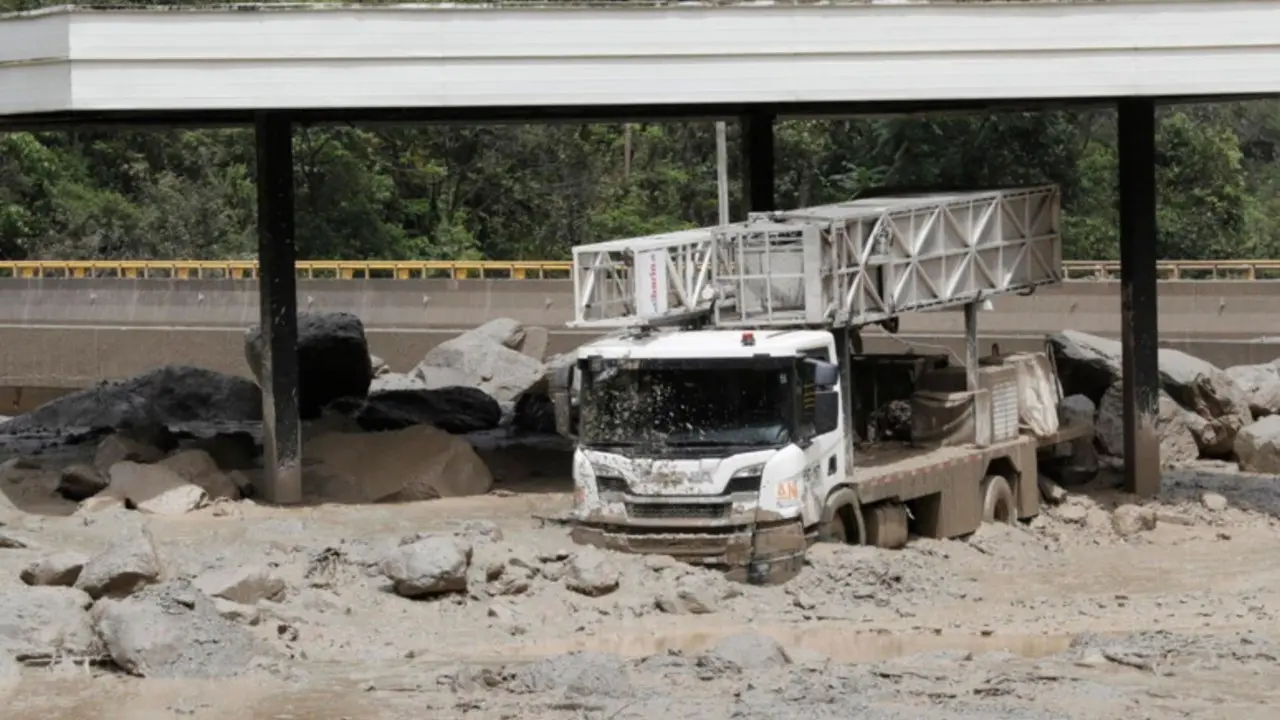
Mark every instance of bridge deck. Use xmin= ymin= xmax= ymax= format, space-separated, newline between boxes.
xmin=3 ymin=1 xmax=1280 ymax=123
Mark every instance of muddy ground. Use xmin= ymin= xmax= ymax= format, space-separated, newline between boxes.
xmin=2 ymin=448 xmax=1280 ymax=719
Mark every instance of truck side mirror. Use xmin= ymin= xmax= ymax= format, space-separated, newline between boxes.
xmin=814 ymin=390 xmax=840 ymax=435
xmin=549 ymin=363 xmax=576 ymax=439
xmin=806 ymin=359 xmax=840 ymax=390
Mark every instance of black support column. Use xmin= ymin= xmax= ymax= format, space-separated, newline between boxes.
xmin=255 ymin=112 xmax=303 ymax=505
xmin=740 ymin=111 xmax=776 ymax=214
xmin=1117 ymin=98 xmax=1161 ymax=497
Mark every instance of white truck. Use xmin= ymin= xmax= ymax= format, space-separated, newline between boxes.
xmin=549 ymin=186 xmax=1092 ymax=584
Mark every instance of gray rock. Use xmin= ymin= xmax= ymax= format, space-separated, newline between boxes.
xmin=1202 ymin=491 xmax=1229 ymax=512
xmin=473 ymin=318 xmax=526 ymax=350
xmin=0 ymin=366 xmax=262 ymax=435
xmin=1235 ymin=415 xmax=1280 ymax=474
xmin=564 ymin=547 xmax=620 ymax=597
xmin=1112 ymin=504 xmax=1157 ymax=537
xmin=94 ymin=434 xmax=166 ymax=474
xmin=1095 ymin=382 xmax=1199 ymax=466
xmin=1226 ymin=363 xmax=1280 ymax=417
xmin=193 ymin=565 xmax=286 ymax=605
xmin=158 ymin=450 xmax=240 ymax=501
xmin=697 ymin=632 xmax=791 ymax=674
xmin=57 ymin=464 xmax=108 ymax=501
xmin=370 ymin=354 xmax=391 ymax=378
xmin=0 ymin=649 xmax=17 ymax=684
xmin=75 ymin=526 xmax=163 ymax=599
xmin=381 ymin=535 xmax=472 ymax=598
xmin=21 ymin=551 xmax=88 ymax=587
xmin=1058 ymin=394 xmax=1096 ymax=428
xmin=1051 ymin=331 xmax=1252 ymax=455
xmin=369 ymin=372 xmax=426 ymax=393
xmin=507 ymin=651 xmax=631 ymax=698
xmin=409 ymin=323 xmax=546 ymax=404
xmin=106 ymin=461 xmax=208 ymax=515
xmin=245 ymin=311 xmax=373 ymax=419
xmin=0 ymin=586 xmax=102 ymax=662
xmin=92 ymin=581 xmax=264 ymax=679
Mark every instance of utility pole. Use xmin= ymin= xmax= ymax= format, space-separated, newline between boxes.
xmin=715 ymin=121 xmax=729 ymax=225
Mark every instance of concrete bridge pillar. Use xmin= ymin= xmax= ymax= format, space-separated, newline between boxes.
xmin=1117 ymin=98 xmax=1161 ymax=497
xmin=254 ymin=112 xmax=303 ymax=505
xmin=741 ymin=111 xmax=776 ymax=214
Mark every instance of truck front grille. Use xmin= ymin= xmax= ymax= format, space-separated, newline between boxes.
xmin=626 ymin=502 xmax=730 ymax=521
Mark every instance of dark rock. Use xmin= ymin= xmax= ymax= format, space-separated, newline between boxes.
xmin=329 ymin=386 xmax=502 ymax=434
xmin=512 ymin=393 xmax=556 ymax=433
xmin=0 ymin=366 xmax=261 ymax=435
xmin=58 ymin=464 xmax=109 ymax=501
xmin=244 ymin=311 xmax=373 ymax=419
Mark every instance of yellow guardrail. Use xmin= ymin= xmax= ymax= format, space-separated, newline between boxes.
xmin=0 ymin=259 xmax=1277 ymax=281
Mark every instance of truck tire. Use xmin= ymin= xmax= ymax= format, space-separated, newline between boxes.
xmin=819 ymin=489 xmax=865 ymax=545
xmin=863 ymin=502 xmax=908 ymax=549
xmin=981 ymin=475 xmax=1015 ymax=525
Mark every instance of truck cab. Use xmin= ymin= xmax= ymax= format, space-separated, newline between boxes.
xmin=556 ymin=328 xmax=844 ymax=583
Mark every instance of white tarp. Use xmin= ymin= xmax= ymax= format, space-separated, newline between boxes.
xmin=1000 ymin=352 xmax=1062 ymax=439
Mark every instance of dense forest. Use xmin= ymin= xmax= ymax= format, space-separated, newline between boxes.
xmin=2 ymin=8 xmax=1279 ymax=263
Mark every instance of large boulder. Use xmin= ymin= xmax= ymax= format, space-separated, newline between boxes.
xmin=409 ymin=320 xmax=545 ymax=404
xmin=244 ymin=311 xmax=373 ymax=419
xmin=301 ymin=425 xmax=494 ymax=503
xmin=0 ymin=586 xmax=103 ymax=663
xmin=0 ymin=366 xmax=261 ymax=434
xmin=1226 ymin=363 xmax=1280 ymax=417
xmin=91 ymin=581 xmax=264 ymax=679
xmin=1095 ymin=382 xmax=1199 ymax=467
xmin=326 ymin=386 xmax=502 ymax=434
xmin=1049 ymin=330 xmax=1251 ymax=455
xmin=1235 ymin=415 xmax=1280 ymax=474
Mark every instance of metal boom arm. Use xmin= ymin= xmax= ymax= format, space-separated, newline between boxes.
xmin=570 ymin=186 xmax=1062 ymax=330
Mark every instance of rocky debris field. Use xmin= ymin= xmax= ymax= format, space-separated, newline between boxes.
xmin=0 ymin=460 xmax=1276 ymax=719
xmin=1 ymin=322 xmax=1280 ymax=717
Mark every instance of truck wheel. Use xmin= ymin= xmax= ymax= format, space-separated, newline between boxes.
xmin=819 ymin=489 xmax=865 ymax=545
xmin=863 ymin=502 xmax=909 ymax=549
xmin=981 ymin=475 xmax=1015 ymax=525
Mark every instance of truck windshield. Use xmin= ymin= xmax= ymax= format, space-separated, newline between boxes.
xmin=580 ymin=362 xmax=793 ymax=450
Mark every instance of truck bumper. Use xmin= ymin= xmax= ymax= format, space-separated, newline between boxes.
xmin=570 ymin=515 xmax=807 ymax=585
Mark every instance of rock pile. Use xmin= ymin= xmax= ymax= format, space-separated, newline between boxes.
xmin=1049 ymin=329 xmax=1280 ymax=472
xmin=0 ymin=313 xmax=570 ymax=502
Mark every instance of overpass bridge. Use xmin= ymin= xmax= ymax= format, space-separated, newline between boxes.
xmin=7 ymin=1 xmax=1280 ymax=498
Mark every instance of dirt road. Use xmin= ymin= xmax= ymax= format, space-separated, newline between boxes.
xmin=3 ymin=457 xmax=1280 ymax=720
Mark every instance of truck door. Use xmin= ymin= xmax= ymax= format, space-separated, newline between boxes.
xmin=798 ymin=356 xmax=841 ymax=528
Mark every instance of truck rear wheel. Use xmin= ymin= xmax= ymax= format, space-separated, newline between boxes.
xmin=863 ymin=502 xmax=909 ymax=549
xmin=981 ymin=475 xmax=1015 ymax=525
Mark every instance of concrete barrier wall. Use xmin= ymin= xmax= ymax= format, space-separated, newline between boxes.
xmin=2 ymin=277 xmax=1279 ymax=338
xmin=3 ymin=277 xmax=1280 ymax=400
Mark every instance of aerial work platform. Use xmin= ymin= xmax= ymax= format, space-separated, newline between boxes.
xmin=570 ymin=186 xmax=1062 ymax=330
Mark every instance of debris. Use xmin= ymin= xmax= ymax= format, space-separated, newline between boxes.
xmin=381 ymin=535 xmax=472 ymax=598
xmin=21 ymin=552 xmax=88 ymax=587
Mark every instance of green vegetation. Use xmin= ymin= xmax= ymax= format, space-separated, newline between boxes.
xmin=5 ymin=106 xmax=1280 ymax=263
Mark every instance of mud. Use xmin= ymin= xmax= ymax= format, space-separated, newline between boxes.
xmin=3 ymin=451 xmax=1280 ymax=719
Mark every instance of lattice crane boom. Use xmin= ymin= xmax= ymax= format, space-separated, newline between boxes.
xmin=569 ymin=185 xmax=1062 ymax=330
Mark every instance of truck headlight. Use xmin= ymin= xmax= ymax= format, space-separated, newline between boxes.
xmin=726 ymin=463 xmax=765 ymax=494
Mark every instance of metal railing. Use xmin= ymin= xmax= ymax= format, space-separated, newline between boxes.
xmin=0 ymin=258 xmax=1278 ymax=281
